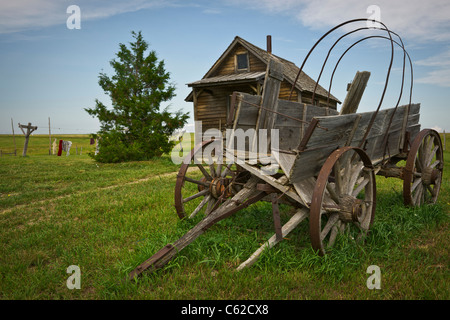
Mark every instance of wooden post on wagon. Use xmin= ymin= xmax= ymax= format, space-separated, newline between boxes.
xmin=340 ymin=71 xmax=370 ymax=115
xmin=18 ymin=122 xmax=38 ymax=157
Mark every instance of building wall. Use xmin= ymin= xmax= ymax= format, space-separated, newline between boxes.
xmin=211 ymin=44 xmax=266 ymax=76
xmin=194 ymin=85 xmax=256 ymax=133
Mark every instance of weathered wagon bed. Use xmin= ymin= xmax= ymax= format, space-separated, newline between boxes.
xmin=128 ymin=20 xmax=444 ymax=280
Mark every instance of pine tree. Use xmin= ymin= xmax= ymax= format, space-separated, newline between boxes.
xmin=85 ymin=31 xmax=189 ymax=163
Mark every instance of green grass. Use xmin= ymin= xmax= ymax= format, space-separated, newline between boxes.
xmin=0 ymin=134 xmax=448 ymax=300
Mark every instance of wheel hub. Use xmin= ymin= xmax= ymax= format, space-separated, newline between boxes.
xmin=198 ymin=177 xmax=232 ymax=199
xmin=338 ymin=195 xmax=364 ymax=223
xmin=421 ymin=166 xmax=440 ymax=185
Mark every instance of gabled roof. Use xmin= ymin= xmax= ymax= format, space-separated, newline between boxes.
xmin=188 ymin=36 xmax=340 ymax=103
xmin=188 ymin=71 xmax=266 ymax=88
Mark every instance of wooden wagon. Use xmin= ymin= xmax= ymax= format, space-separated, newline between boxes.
xmin=128 ymin=20 xmax=444 ymax=280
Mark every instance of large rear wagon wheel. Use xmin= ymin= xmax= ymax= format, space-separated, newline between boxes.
xmin=174 ymin=140 xmax=249 ymax=219
xmin=403 ymin=129 xmax=444 ymax=206
xmin=309 ymin=147 xmax=376 ymax=256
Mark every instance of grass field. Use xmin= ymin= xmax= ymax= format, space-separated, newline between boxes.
xmin=0 ymin=133 xmax=448 ymax=300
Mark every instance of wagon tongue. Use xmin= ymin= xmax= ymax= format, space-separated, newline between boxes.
xmin=128 ymin=244 xmax=175 ymax=281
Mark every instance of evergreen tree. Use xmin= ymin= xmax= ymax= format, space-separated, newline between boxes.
xmin=85 ymin=31 xmax=189 ymax=163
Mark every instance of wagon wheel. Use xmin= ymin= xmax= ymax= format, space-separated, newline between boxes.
xmin=310 ymin=147 xmax=376 ymax=256
xmin=174 ymin=139 xmax=250 ymax=219
xmin=403 ymin=129 xmax=443 ymax=206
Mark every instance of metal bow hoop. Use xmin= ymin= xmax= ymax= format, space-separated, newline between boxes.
xmin=288 ymin=18 xmax=395 ymax=148
xmin=323 ymin=34 xmax=414 ymax=153
xmin=289 ymin=18 xmax=394 ymax=105
xmin=325 ymin=34 xmax=413 ymax=108
xmin=307 ymin=26 xmax=411 ymax=109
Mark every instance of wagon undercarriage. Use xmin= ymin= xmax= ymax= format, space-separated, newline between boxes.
xmin=128 ymin=19 xmax=444 ymax=280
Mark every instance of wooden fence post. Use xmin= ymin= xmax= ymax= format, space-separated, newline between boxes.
xmin=11 ymin=118 xmax=17 ymax=156
xmin=444 ymin=130 xmax=446 ymax=151
xmin=48 ymin=117 xmax=52 ymax=155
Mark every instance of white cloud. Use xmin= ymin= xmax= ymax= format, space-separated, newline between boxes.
xmin=0 ymin=0 xmax=175 ymax=34
xmin=4 ymin=0 xmax=450 ymax=42
xmin=225 ymin=0 xmax=450 ymax=43
xmin=224 ymin=0 xmax=450 ymax=87
xmin=431 ymin=126 xmax=443 ymax=133
xmin=416 ymin=69 xmax=450 ymax=87
xmin=415 ymin=49 xmax=450 ymax=67
xmin=415 ymin=48 xmax=450 ymax=87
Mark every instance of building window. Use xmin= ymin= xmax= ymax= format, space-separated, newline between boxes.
xmin=236 ymin=53 xmax=249 ymax=71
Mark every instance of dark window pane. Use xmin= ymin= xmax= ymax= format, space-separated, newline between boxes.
xmin=237 ymin=54 xmax=248 ymax=70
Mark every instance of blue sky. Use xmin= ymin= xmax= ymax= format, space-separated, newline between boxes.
xmin=1 ymin=0 xmax=449 ymax=135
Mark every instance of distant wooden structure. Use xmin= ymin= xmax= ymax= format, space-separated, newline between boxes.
xmin=18 ymin=122 xmax=38 ymax=157
xmin=185 ymin=36 xmax=341 ymax=137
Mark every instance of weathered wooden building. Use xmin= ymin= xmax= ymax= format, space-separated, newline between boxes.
xmin=185 ymin=36 xmax=340 ymax=133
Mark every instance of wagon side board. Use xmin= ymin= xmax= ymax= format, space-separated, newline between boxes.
xmin=230 ymin=91 xmax=340 ymax=177
xmin=289 ymin=103 xmax=421 ymax=183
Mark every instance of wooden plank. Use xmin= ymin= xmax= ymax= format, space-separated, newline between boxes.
xmin=407 ymin=123 xmax=421 ymax=143
xmin=274 ymin=100 xmax=305 ymax=128
xmin=273 ymin=151 xmax=296 ymax=179
xmin=291 ymin=176 xmax=317 ymax=208
xmin=289 ymin=145 xmax=337 ymax=182
xmin=255 ymin=59 xmax=284 ymax=151
xmin=340 ymin=71 xmax=371 ymax=115
xmin=409 ymin=103 xmax=420 ymax=115
xmin=234 ymin=93 xmax=262 ymax=127
xmin=277 ymin=126 xmax=302 ymax=151
xmin=289 ymin=103 xmax=418 ymax=182
xmin=274 ymin=100 xmax=338 ymax=128
xmin=408 ymin=113 xmax=420 ymax=126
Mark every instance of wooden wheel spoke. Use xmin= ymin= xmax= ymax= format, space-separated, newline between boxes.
xmin=422 ymin=135 xmax=434 ymax=154
xmin=346 ymin=162 xmax=363 ymax=195
xmin=412 ymin=183 xmax=424 ymax=205
xmin=334 ymin=159 xmax=344 ymax=196
xmin=411 ymin=177 xmax=422 ymax=192
xmin=429 ymin=160 xmax=440 ymax=169
xmin=221 ymin=163 xmax=234 ymax=178
xmin=216 ymin=163 xmax=223 ymax=177
xmin=184 ymin=176 xmax=210 ymax=187
xmin=352 ymin=175 xmax=369 ymax=197
xmin=326 ymin=182 xmax=340 ymax=204
xmin=196 ymin=163 xmax=212 ymax=180
xmin=359 ymin=202 xmax=372 ymax=229
xmin=209 ymin=164 xmax=216 ymax=178
xmin=327 ymin=225 xmax=339 ymax=248
xmin=415 ymin=154 xmax=423 ymax=172
xmin=425 ymin=184 xmax=435 ymax=198
xmin=205 ymin=197 xmax=216 ymax=215
xmin=426 ymin=145 xmax=439 ymax=167
xmin=182 ymin=189 xmax=209 ymax=203
xmin=320 ymin=213 xmax=339 ymax=241
xmin=189 ymin=195 xmax=211 ymax=219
